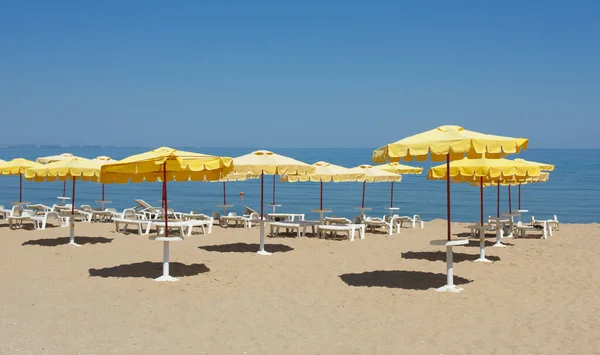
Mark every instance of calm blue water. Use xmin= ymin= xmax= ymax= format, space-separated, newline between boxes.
xmin=0 ymin=147 xmax=596 ymax=223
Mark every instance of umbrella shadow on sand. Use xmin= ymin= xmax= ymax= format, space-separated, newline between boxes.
xmin=401 ymin=251 xmax=501 ymax=262
xmin=199 ymin=243 xmax=293 ymax=253
xmin=22 ymin=236 xmax=113 ymax=247
xmin=89 ymin=262 xmax=210 ymax=279
xmin=339 ymin=270 xmax=472 ymax=290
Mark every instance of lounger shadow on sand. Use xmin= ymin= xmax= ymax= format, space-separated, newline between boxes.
xmin=199 ymin=242 xmax=293 ymax=253
xmin=22 ymin=236 xmax=113 ymax=247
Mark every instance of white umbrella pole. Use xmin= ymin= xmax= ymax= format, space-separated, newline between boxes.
xmin=68 ymin=177 xmax=80 ymax=247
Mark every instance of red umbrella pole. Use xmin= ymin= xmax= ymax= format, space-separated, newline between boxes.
xmin=102 ymin=184 xmax=105 ymax=201
xmin=508 ymin=185 xmax=512 ymax=213
xmin=361 ymin=181 xmax=366 ymax=208
xmin=319 ymin=181 xmax=323 ymax=210
xmin=480 ymin=177 xmax=484 ymax=226
xmin=518 ymin=184 xmax=521 ymax=210
xmin=19 ymin=173 xmax=23 ymax=202
xmin=71 ymin=177 xmax=76 ymax=215
xmin=223 ymin=181 xmax=227 ymax=205
xmin=162 ymin=163 xmax=168 ymax=236
xmin=496 ymin=180 xmax=500 ymax=217
xmin=390 ymin=181 xmax=395 ymax=208
xmin=272 ymin=174 xmax=276 ymax=205
xmin=63 ymin=180 xmax=66 ymax=198
xmin=260 ymin=172 xmax=264 ymax=218
xmin=446 ymin=154 xmax=451 ymax=241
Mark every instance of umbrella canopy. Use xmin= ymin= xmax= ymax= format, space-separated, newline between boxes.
xmin=0 ymin=158 xmax=43 ymax=202
xmin=231 ymin=150 xmax=316 ymax=255
xmin=282 ymin=161 xmax=364 ymax=182
xmin=471 ymin=171 xmax=551 ymax=212
xmin=512 ymin=158 xmax=554 ymax=171
xmin=36 ymin=153 xmax=87 ymax=164
xmin=100 ymin=147 xmax=233 ymax=184
xmin=374 ymin=162 xmax=423 ymax=174
xmin=0 ymin=159 xmax=5 ymax=163
xmin=232 ymin=150 xmax=315 ymax=176
xmin=373 ymin=125 xmax=529 ymax=162
xmin=428 ymin=157 xmax=541 ymax=183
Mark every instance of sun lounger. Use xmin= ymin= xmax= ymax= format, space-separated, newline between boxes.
xmin=145 ymin=219 xmax=213 ymax=237
xmin=364 ymin=215 xmax=394 ymax=235
xmin=269 ymin=220 xmax=320 ymax=238
xmin=318 ymin=217 xmax=365 ymax=241
xmin=78 ymin=204 xmax=113 ymax=222
xmin=391 ymin=214 xmax=424 ymax=229
xmin=181 ymin=212 xmax=214 ymax=234
xmin=219 ymin=212 xmax=246 ymax=228
xmin=31 ymin=211 xmax=67 ymax=230
xmin=134 ymin=199 xmax=163 ymax=219
xmin=113 ymin=217 xmax=153 ymax=235
xmin=515 ymin=221 xmax=550 ymax=239
xmin=7 ymin=207 xmax=35 ymax=229
xmin=531 ymin=215 xmax=559 ymax=232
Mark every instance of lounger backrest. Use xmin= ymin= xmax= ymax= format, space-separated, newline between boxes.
xmin=212 ymin=212 xmax=221 ymax=219
xmin=81 ymin=205 xmax=93 ymax=212
xmin=134 ymin=199 xmax=152 ymax=210
xmin=325 ymin=217 xmax=351 ymax=225
xmin=12 ymin=205 xmax=23 ymax=217
xmin=244 ymin=206 xmax=258 ymax=215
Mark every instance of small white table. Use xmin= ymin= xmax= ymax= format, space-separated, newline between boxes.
xmin=150 ymin=235 xmax=184 ymax=282
xmin=10 ymin=201 xmax=31 ymax=206
xmin=311 ymin=208 xmax=332 ymax=223
xmin=387 ymin=207 xmax=400 ymax=216
xmin=467 ymin=224 xmax=494 ymax=263
xmin=353 ymin=206 xmax=372 ymax=216
xmin=267 ymin=204 xmax=281 ymax=213
xmin=95 ymin=199 xmax=112 ymax=211
xmin=430 ymin=239 xmax=470 ymax=292
xmin=489 ymin=217 xmax=510 ymax=247
xmin=216 ymin=203 xmax=234 ymax=215
xmin=56 ymin=197 xmax=71 ymax=205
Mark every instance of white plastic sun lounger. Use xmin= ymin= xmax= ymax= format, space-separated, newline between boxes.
xmin=364 ymin=216 xmax=394 ymax=235
xmin=145 ymin=219 xmax=213 ymax=237
xmin=531 ymin=215 xmax=559 ymax=232
xmin=318 ymin=217 xmax=365 ymax=241
xmin=181 ymin=212 xmax=214 ymax=234
xmin=269 ymin=220 xmax=320 ymax=238
xmin=114 ymin=217 xmax=153 ymax=235
xmin=515 ymin=221 xmax=550 ymax=239
xmin=391 ymin=214 xmax=424 ymax=229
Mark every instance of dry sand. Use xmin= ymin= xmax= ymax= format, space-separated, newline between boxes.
xmin=0 ymin=218 xmax=598 ymax=354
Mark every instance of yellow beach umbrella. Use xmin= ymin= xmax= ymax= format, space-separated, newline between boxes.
xmin=373 ymin=125 xmax=528 ymax=293
xmin=513 ymin=158 xmax=554 ymax=171
xmin=0 ymin=158 xmax=42 ymax=203
xmin=100 ymin=147 xmax=233 ymax=282
xmin=36 ymin=153 xmax=89 ymax=198
xmin=373 ymin=125 xmax=528 ymax=239
xmin=0 ymin=159 xmax=5 ymax=163
xmin=374 ymin=162 xmax=423 ymax=211
xmin=25 ymin=157 xmax=105 ymax=246
xmin=428 ymin=157 xmax=540 ymax=222
xmin=471 ymin=171 xmax=550 ymax=211
xmin=428 ymin=157 xmax=539 ymax=260
xmin=347 ymin=164 xmax=402 ymax=215
xmin=231 ymin=150 xmax=316 ymax=255
xmin=280 ymin=161 xmax=365 ymax=220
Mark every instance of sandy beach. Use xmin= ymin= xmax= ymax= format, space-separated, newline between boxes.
xmin=0 ymin=218 xmax=598 ymax=354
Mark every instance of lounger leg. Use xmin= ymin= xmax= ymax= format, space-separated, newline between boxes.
xmin=349 ymin=228 xmax=355 ymax=242
xmin=155 ymin=241 xmax=179 ymax=282
xmin=257 ymin=222 xmax=272 ymax=256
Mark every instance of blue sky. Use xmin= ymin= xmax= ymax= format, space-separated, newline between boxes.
xmin=1 ymin=1 xmax=599 ymax=148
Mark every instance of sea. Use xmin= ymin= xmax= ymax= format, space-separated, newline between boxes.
xmin=0 ymin=147 xmax=596 ymax=224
